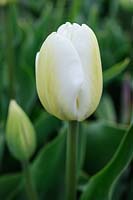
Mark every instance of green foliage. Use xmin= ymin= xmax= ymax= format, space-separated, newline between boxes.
xmin=103 ymin=58 xmax=130 ymax=84
xmin=95 ymin=94 xmax=117 ymax=122
xmin=0 ymin=127 xmax=66 ymax=200
xmin=81 ymin=124 xmax=133 ymax=200
xmin=0 ymin=127 xmax=5 ymax=168
xmin=0 ymin=173 xmax=21 ymax=199
xmin=84 ymin=121 xmax=126 ymax=174
xmin=34 ymin=111 xmax=61 ymax=146
xmin=32 ymin=126 xmax=66 ymax=197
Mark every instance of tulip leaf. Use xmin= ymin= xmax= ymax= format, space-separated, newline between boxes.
xmin=127 ymin=179 xmax=133 ymax=200
xmin=81 ymin=123 xmax=133 ymax=200
xmin=35 ymin=3 xmax=53 ymax=41
xmin=0 ymin=127 xmax=5 ymax=169
xmin=34 ymin=111 xmax=61 ymax=146
xmin=16 ymin=66 xmax=36 ymax=113
xmin=103 ymin=58 xmax=130 ymax=83
xmin=0 ymin=173 xmax=21 ymax=199
xmin=95 ymin=94 xmax=116 ymax=122
xmin=84 ymin=121 xmax=126 ymax=174
xmin=31 ymin=126 xmax=66 ymax=199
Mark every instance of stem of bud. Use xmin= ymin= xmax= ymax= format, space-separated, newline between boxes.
xmin=22 ymin=160 xmax=38 ymax=200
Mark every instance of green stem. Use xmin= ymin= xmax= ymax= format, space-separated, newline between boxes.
xmin=66 ymin=121 xmax=79 ymax=200
xmin=22 ymin=160 xmax=38 ymax=200
xmin=4 ymin=4 xmax=15 ymax=99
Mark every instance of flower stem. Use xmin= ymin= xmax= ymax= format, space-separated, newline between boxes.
xmin=66 ymin=121 xmax=79 ymax=200
xmin=22 ymin=160 xmax=38 ymax=200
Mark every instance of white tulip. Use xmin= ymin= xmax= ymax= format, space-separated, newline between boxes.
xmin=35 ymin=22 xmax=103 ymax=121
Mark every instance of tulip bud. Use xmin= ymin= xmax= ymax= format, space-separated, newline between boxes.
xmin=36 ymin=22 xmax=102 ymax=121
xmin=6 ymin=100 xmax=36 ymax=161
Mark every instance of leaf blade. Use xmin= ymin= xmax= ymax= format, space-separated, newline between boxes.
xmin=81 ymin=123 xmax=133 ymax=200
xmin=103 ymin=58 xmax=130 ymax=83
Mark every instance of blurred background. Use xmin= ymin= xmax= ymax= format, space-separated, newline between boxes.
xmin=0 ymin=0 xmax=133 ymax=199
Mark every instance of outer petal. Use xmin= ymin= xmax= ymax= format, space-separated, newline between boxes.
xmin=35 ymin=52 xmax=40 ymax=70
xmin=36 ymin=32 xmax=84 ymax=120
xmin=57 ymin=23 xmax=103 ymax=120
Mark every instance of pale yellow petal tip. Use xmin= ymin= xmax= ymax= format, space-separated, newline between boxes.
xmin=10 ymin=99 xmax=16 ymax=105
xmin=9 ymin=100 xmax=25 ymax=117
xmin=9 ymin=100 xmax=23 ymax=118
xmin=9 ymin=99 xmax=17 ymax=110
xmin=65 ymin=22 xmax=72 ymax=26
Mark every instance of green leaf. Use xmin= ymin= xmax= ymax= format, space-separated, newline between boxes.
xmin=112 ymin=177 xmax=127 ymax=200
xmin=84 ymin=121 xmax=126 ymax=174
xmin=0 ymin=127 xmax=5 ymax=169
xmin=81 ymin=123 xmax=133 ymax=200
xmin=16 ymin=66 xmax=36 ymax=113
xmin=34 ymin=112 xmax=61 ymax=146
xmin=31 ymin=126 xmax=66 ymax=199
xmin=35 ymin=2 xmax=53 ymax=41
xmin=103 ymin=58 xmax=130 ymax=83
xmin=0 ymin=173 xmax=20 ymax=199
xmin=78 ymin=171 xmax=90 ymax=193
xmin=95 ymin=94 xmax=116 ymax=122
xmin=127 ymin=179 xmax=133 ymax=200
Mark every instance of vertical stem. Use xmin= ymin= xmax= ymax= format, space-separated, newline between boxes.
xmin=22 ymin=160 xmax=38 ymax=200
xmin=66 ymin=121 xmax=79 ymax=200
xmin=4 ymin=4 xmax=15 ymax=99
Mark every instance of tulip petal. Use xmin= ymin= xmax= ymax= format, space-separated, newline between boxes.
xmin=36 ymin=32 xmax=85 ymax=120
xmin=57 ymin=23 xmax=103 ymax=120
xmin=35 ymin=52 xmax=40 ymax=70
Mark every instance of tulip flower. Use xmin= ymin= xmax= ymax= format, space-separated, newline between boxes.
xmin=35 ymin=22 xmax=103 ymax=200
xmin=36 ymin=22 xmax=102 ymax=121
